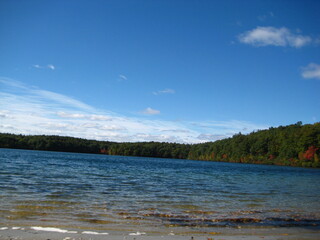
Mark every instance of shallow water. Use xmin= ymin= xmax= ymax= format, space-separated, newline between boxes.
xmin=1 ymin=148 xmax=320 ymax=234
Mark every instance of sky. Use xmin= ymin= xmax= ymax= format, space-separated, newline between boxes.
xmin=0 ymin=0 xmax=319 ymax=143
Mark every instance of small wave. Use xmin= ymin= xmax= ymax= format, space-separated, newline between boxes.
xmin=12 ymin=227 xmax=22 ymax=230
xmin=129 ymin=231 xmax=146 ymax=235
xmin=82 ymin=231 xmax=109 ymax=235
xmin=31 ymin=227 xmax=77 ymax=233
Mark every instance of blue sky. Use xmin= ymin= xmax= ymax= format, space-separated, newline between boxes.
xmin=0 ymin=0 xmax=319 ymax=143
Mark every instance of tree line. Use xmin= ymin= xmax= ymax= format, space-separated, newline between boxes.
xmin=0 ymin=121 xmax=319 ymax=167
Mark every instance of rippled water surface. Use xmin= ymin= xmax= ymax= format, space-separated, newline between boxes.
xmin=1 ymin=148 xmax=320 ymax=233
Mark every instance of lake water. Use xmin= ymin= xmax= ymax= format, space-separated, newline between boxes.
xmin=1 ymin=148 xmax=320 ymax=235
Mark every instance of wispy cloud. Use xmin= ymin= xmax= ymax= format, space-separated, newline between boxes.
xmin=0 ymin=78 xmax=268 ymax=143
xmin=57 ymin=112 xmax=113 ymax=121
xmin=197 ymin=133 xmax=227 ymax=141
xmin=258 ymin=12 xmax=274 ymax=22
xmin=161 ymin=129 xmax=190 ymax=133
xmin=152 ymin=88 xmax=175 ymax=95
xmin=33 ymin=64 xmax=41 ymax=69
xmin=32 ymin=64 xmax=56 ymax=70
xmin=29 ymin=89 xmax=94 ymax=112
xmin=141 ymin=107 xmax=160 ymax=115
xmin=191 ymin=120 xmax=264 ymax=134
xmin=57 ymin=112 xmax=86 ymax=119
xmin=301 ymin=63 xmax=320 ymax=80
xmin=118 ymin=74 xmax=127 ymax=81
xmin=47 ymin=64 xmax=55 ymax=70
xmin=238 ymin=26 xmax=312 ymax=48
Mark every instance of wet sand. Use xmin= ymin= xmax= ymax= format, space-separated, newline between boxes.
xmin=1 ymin=226 xmax=320 ymax=240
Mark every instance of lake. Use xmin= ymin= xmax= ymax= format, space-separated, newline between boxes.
xmin=1 ymin=148 xmax=320 ymax=236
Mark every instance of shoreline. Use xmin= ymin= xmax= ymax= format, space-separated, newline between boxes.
xmin=2 ymin=119 xmax=320 ymax=169
xmin=1 ymin=226 xmax=320 ymax=240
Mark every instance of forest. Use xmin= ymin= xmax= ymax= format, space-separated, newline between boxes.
xmin=0 ymin=121 xmax=319 ymax=168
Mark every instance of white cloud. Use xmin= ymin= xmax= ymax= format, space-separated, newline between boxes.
xmin=161 ymin=129 xmax=190 ymax=133
xmin=131 ymin=133 xmax=181 ymax=143
xmin=301 ymin=63 xmax=320 ymax=79
xmin=32 ymin=64 xmax=56 ymax=70
xmin=99 ymin=125 xmax=126 ymax=131
xmin=33 ymin=89 xmax=94 ymax=111
xmin=57 ymin=112 xmax=113 ymax=121
xmin=80 ymin=122 xmax=126 ymax=131
xmin=57 ymin=111 xmax=86 ymax=119
xmin=0 ymin=78 xmax=268 ymax=143
xmin=197 ymin=134 xmax=227 ymax=141
xmin=47 ymin=64 xmax=55 ymax=70
xmin=90 ymin=115 xmax=113 ymax=121
xmin=40 ymin=122 xmax=73 ymax=130
xmin=141 ymin=107 xmax=160 ymax=115
xmin=152 ymin=88 xmax=175 ymax=95
xmin=0 ymin=111 xmax=10 ymax=118
xmin=238 ymin=26 xmax=312 ymax=48
xmin=81 ymin=122 xmax=100 ymax=128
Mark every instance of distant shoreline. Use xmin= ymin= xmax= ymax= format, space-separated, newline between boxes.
xmin=1 ymin=122 xmax=319 ymax=168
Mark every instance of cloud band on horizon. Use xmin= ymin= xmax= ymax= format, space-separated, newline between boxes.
xmin=0 ymin=78 xmax=268 ymax=144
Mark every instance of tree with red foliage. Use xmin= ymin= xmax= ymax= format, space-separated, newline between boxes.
xmin=303 ymin=146 xmax=318 ymax=160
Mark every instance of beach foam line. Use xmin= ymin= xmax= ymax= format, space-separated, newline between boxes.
xmin=31 ymin=227 xmax=77 ymax=234
xmin=12 ymin=227 xmax=21 ymax=230
xmin=129 ymin=231 xmax=146 ymax=235
xmin=82 ymin=231 xmax=109 ymax=235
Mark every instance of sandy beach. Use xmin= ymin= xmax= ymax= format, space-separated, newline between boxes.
xmin=1 ymin=226 xmax=320 ymax=240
